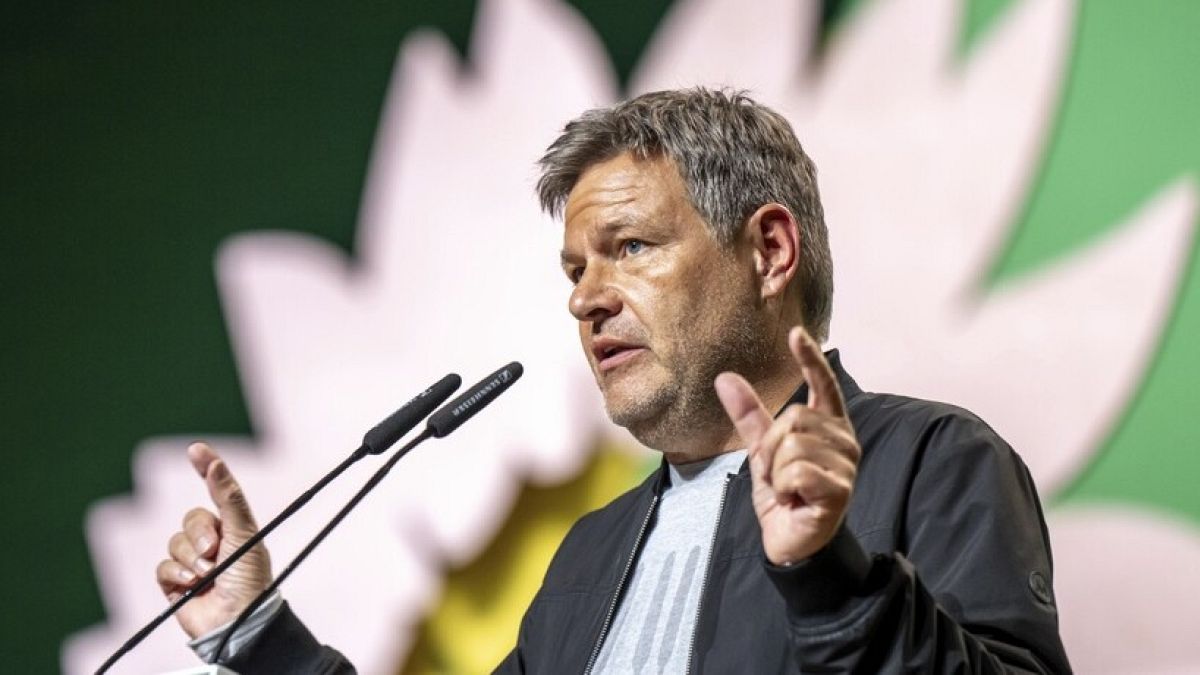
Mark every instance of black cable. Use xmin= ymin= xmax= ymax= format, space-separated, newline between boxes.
xmin=209 ymin=429 xmax=433 ymax=662
xmin=94 ymin=446 xmax=368 ymax=675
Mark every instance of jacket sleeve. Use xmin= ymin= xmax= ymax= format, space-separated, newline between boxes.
xmin=764 ymin=412 xmax=1072 ymax=673
xmin=223 ymin=601 xmax=356 ymax=674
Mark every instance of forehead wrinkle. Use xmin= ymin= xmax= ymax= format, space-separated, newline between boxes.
xmin=563 ymin=185 xmax=642 ymax=262
xmin=564 ymin=185 xmax=638 ymax=226
xmin=563 ymin=153 xmax=685 ymax=261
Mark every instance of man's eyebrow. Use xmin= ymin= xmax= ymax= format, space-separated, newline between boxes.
xmin=559 ymin=220 xmax=638 ymax=265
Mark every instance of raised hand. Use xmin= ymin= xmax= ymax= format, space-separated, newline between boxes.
xmin=155 ymin=442 xmax=273 ymax=638
xmin=715 ymin=326 xmax=861 ymax=566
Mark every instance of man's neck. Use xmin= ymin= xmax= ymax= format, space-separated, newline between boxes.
xmin=661 ymin=358 xmax=805 ymax=465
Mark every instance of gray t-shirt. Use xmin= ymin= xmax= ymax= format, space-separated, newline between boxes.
xmin=593 ymin=450 xmax=747 ymax=673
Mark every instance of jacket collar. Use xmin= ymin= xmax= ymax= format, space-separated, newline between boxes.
xmin=783 ymin=348 xmax=862 ymax=408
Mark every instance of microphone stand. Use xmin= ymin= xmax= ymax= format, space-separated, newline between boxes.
xmin=209 ymin=361 xmax=523 ymax=662
xmin=95 ymin=373 xmax=461 ymax=674
xmin=95 ymin=446 xmax=370 ymax=675
xmin=210 ymin=429 xmax=433 ymax=661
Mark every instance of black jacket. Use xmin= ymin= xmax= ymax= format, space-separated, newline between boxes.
xmin=228 ymin=352 xmax=1071 ymax=674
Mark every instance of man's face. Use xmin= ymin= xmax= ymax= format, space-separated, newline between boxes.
xmin=560 ymin=152 xmax=772 ymax=448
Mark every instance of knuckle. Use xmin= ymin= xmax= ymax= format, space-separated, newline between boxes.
xmin=771 ymin=450 xmax=790 ymax=476
xmin=782 ymin=404 xmax=804 ymax=426
xmin=774 ymin=461 xmax=796 ymax=485
xmin=832 ymin=455 xmax=855 ymax=479
xmin=779 ymin=462 xmax=807 ymax=491
xmin=781 ymin=434 xmax=817 ymax=463
xmin=831 ymin=483 xmax=852 ymax=509
xmin=224 ymin=485 xmax=250 ymax=512
xmin=156 ymin=559 xmax=173 ymax=579
xmin=797 ymin=463 xmax=820 ymax=489
xmin=801 ymin=409 xmax=831 ymax=432
xmin=184 ymin=507 xmax=214 ymax=529
xmin=779 ymin=434 xmax=802 ymax=455
xmin=825 ymin=425 xmax=856 ymax=453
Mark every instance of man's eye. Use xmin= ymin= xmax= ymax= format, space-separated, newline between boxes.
xmin=567 ymin=267 xmax=584 ymax=284
xmin=622 ymin=239 xmax=646 ymax=255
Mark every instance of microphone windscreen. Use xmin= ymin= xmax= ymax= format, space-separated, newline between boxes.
xmin=363 ymin=373 xmax=462 ymax=454
xmin=426 ymin=362 xmax=523 ymax=438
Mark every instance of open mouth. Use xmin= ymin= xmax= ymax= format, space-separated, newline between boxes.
xmin=593 ymin=339 xmax=646 ymax=372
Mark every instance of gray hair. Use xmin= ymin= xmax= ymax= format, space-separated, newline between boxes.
xmin=536 ymin=87 xmax=833 ymax=342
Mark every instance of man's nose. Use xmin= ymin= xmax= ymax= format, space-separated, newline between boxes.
xmin=569 ymin=265 xmax=622 ymax=323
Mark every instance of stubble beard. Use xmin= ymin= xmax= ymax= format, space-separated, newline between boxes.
xmin=604 ymin=300 xmax=775 ymax=453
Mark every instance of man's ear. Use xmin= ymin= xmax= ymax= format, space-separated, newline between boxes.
xmin=746 ymin=203 xmax=800 ymax=300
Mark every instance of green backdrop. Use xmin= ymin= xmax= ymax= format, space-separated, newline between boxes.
xmin=3 ymin=0 xmax=1198 ymax=671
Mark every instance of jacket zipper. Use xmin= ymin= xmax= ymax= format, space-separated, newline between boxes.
xmin=583 ymin=493 xmax=660 ymax=675
xmin=683 ymin=474 xmax=733 ymax=675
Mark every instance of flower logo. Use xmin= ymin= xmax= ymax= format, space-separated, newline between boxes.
xmin=66 ymin=0 xmax=1200 ymax=672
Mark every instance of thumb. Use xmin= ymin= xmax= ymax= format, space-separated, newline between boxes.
xmin=188 ymin=442 xmax=258 ymax=539
xmin=714 ymin=372 xmax=772 ymax=449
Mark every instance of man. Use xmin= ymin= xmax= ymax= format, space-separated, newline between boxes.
xmin=158 ymin=88 xmax=1071 ymax=672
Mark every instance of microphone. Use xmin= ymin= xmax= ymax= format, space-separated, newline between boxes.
xmin=209 ymin=362 xmax=525 ymax=662
xmin=363 ymin=373 xmax=464 ymax=454
xmin=95 ymin=373 xmax=461 ymax=675
xmin=427 ymin=361 xmax=524 ymax=437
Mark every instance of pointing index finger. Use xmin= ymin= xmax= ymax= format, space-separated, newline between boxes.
xmin=186 ymin=441 xmax=259 ymax=535
xmin=789 ymin=326 xmax=847 ymax=418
